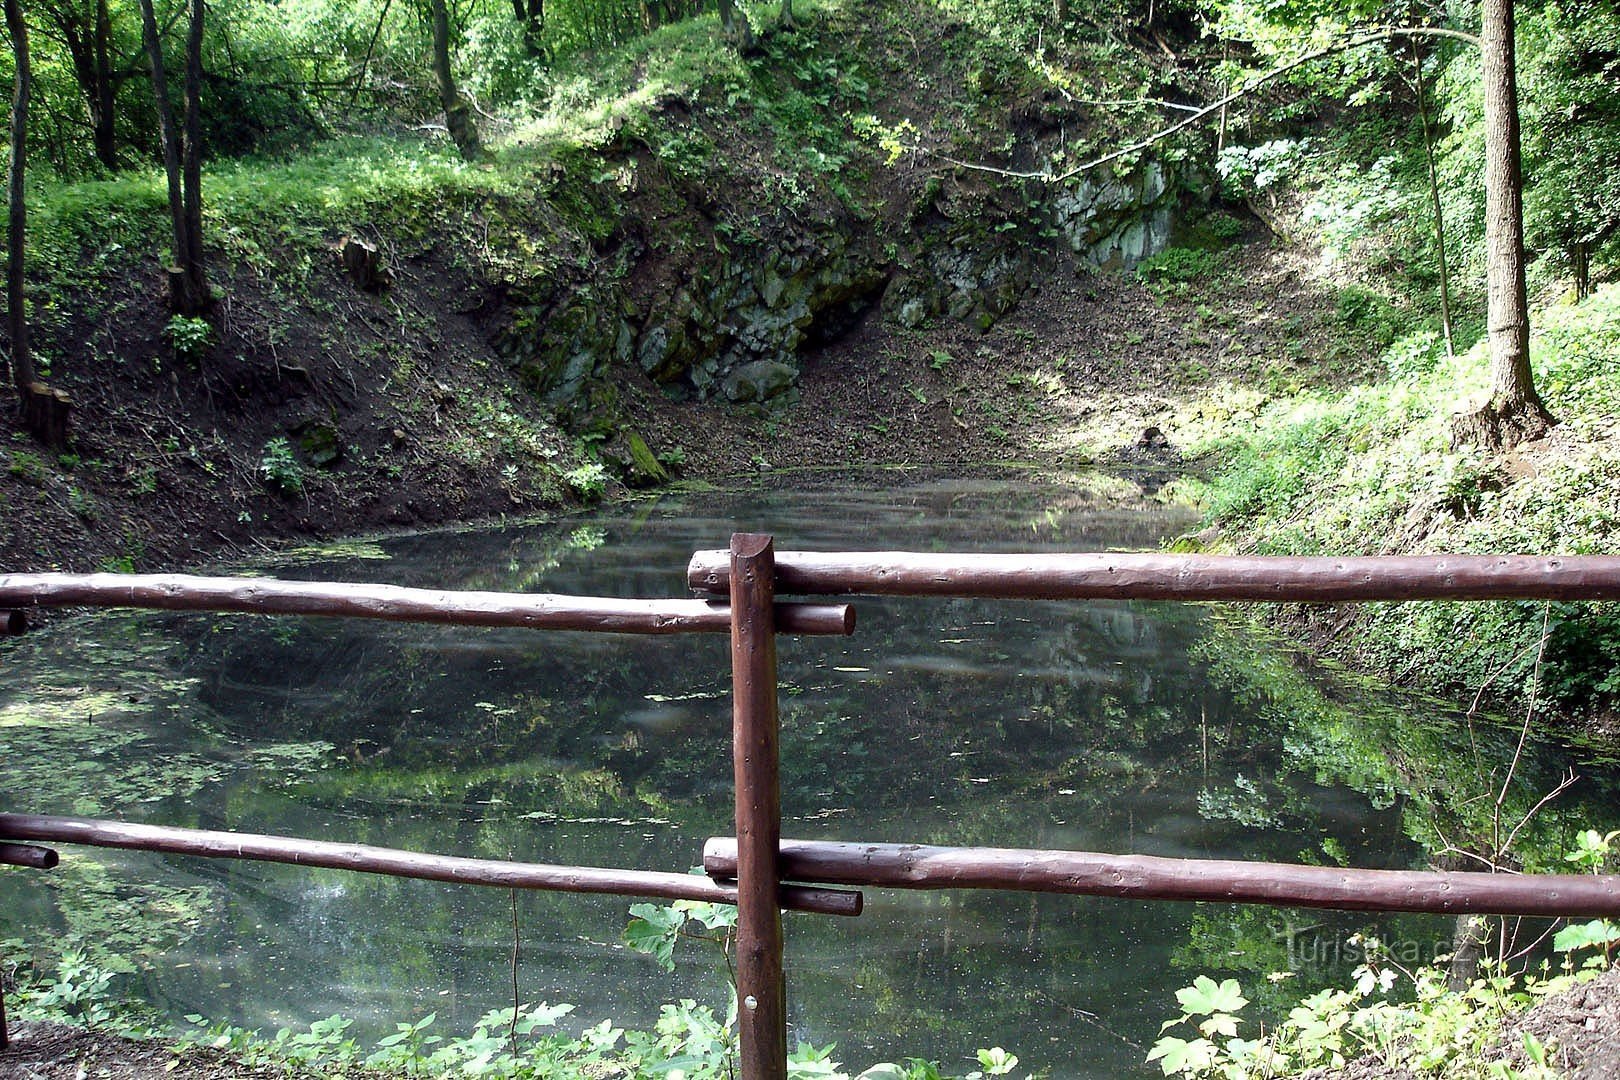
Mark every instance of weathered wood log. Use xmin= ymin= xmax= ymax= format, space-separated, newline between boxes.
xmin=728 ymin=534 xmax=787 ymax=1080
xmin=339 ymin=235 xmax=390 ymax=291
xmin=0 ymin=814 xmax=860 ymax=916
xmin=0 ymin=572 xmax=855 ymax=637
xmin=19 ymin=381 xmax=70 ymax=450
xmin=688 ymin=551 xmax=1620 ymax=603
xmin=703 ymin=837 xmax=1620 ymax=917
xmin=0 ymin=842 xmax=57 ymax=869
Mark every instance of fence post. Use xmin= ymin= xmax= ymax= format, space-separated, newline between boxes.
xmin=728 ymin=533 xmax=787 ymax=1080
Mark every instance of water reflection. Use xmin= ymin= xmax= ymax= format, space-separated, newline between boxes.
xmin=0 ymin=475 xmax=1612 ymax=1078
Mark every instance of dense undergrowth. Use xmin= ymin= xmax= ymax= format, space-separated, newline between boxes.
xmin=1175 ymin=283 xmax=1620 ymax=714
xmin=3 ymin=902 xmax=1024 ymax=1080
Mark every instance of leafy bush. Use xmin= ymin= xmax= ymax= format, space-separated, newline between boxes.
xmin=1137 ymin=247 xmax=1222 ymax=295
xmin=8 ymin=904 xmax=1026 ymax=1080
xmin=560 ymin=461 xmax=609 ymax=501
xmin=1216 ymin=140 xmax=1306 ymax=201
xmin=163 ymin=316 xmax=214 ymax=360
xmin=1334 ymin=286 xmax=1407 ymax=350
xmin=258 ymin=437 xmax=305 ymax=496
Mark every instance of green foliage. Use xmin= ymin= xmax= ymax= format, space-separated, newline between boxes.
xmin=162 ymin=315 xmax=213 ymax=360
xmin=1187 ymin=284 xmax=1620 ymax=711
xmin=2 ymin=943 xmax=122 ymax=1027
xmin=1216 ymin=141 xmax=1306 ymax=202
xmin=1334 ymin=285 xmax=1407 ymax=350
xmin=258 ymin=437 xmax=305 ymax=496
xmin=560 ymin=460 xmax=609 ymax=501
xmin=1148 ymin=938 xmax=1584 ymax=1079
xmin=1137 ymin=247 xmax=1222 ymax=295
xmin=4 ymin=915 xmax=1024 ymax=1080
xmin=6 ymin=447 xmax=53 ymax=486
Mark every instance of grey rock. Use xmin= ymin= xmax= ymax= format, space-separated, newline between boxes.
xmin=722 ymin=360 xmax=797 ymax=403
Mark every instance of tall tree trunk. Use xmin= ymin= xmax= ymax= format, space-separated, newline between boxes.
xmin=90 ymin=0 xmax=118 ymax=169
xmin=1411 ymin=44 xmax=1454 ymax=358
xmin=511 ymin=0 xmax=544 ymax=57
xmin=6 ymin=0 xmax=69 ymax=448
xmin=429 ymin=0 xmax=480 ymax=160
xmin=137 ymin=0 xmax=204 ymax=315
xmin=778 ymin=0 xmax=794 ymax=30
xmin=180 ymin=0 xmax=205 ymax=307
xmin=59 ymin=0 xmax=121 ymax=170
xmin=6 ymin=0 xmax=35 ymax=394
xmin=716 ymin=0 xmax=753 ymax=51
xmin=1455 ymin=0 xmax=1554 ymax=449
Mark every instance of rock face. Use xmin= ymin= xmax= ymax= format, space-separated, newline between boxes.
xmin=497 ymin=155 xmax=1191 ymax=424
xmin=1053 ymin=161 xmax=1179 ymax=270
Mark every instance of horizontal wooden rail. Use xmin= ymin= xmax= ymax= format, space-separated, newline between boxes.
xmin=0 ymin=814 xmax=861 ymax=916
xmin=687 ymin=551 xmax=1620 ymax=603
xmin=0 ymin=843 xmax=58 ymax=870
xmin=0 ymin=573 xmax=854 ymax=637
xmin=703 ymin=837 xmax=1620 ymax=917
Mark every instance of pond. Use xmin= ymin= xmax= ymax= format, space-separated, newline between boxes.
xmin=2 ymin=474 xmax=1614 ymax=1078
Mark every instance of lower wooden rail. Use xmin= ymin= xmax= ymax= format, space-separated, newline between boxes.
xmin=0 ymin=843 xmax=57 ymax=870
xmin=703 ymin=837 xmax=1620 ymax=917
xmin=0 ymin=814 xmax=861 ymax=916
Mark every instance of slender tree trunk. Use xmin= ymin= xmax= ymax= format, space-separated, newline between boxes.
xmin=1459 ymin=0 xmax=1554 ymax=448
xmin=1410 ymin=44 xmax=1454 ymax=357
xmin=511 ymin=0 xmax=544 ymax=57
xmin=429 ymin=0 xmax=480 ymax=160
xmin=778 ymin=0 xmax=794 ymax=30
xmin=137 ymin=0 xmax=203 ymax=315
xmin=6 ymin=0 xmax=35 ymax=394
xmin=91 ymin=0 xmax=117 ymax=169
xmin=1571 ymin=243 xmax=1590 ymax=301
xmin=60 ymin=0 xmax=121 ymax=170
xmin=716 ymin=0 xmax=753 ymax=51
xmin=6 ymin=0 xmax=68 ymax=447
xmin=180 ymin=0 xmax=206 ymax=307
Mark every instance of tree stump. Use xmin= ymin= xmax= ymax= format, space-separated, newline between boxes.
xmin=165 ymin=265 xmax=208 ymax=315
xmin=19 ymin=381 xmax=71 ymax=450
xmin=339 ymin=236 xmax=390 ymax=292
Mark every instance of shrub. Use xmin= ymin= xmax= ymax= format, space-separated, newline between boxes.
xmin=259 ymin=437 xmax=305 ymax=496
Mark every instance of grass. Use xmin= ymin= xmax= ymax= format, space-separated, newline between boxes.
xmin=1175 ymin=283 xmax=1620 ymax=711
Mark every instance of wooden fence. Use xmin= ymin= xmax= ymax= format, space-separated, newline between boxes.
xmin=4 ymin=543 xmax=1620 ymax=1076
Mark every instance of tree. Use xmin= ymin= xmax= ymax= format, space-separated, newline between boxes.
xmin=716 ymin=0 xmax=753 ymax=50
xmin=6 ymin=0 xmax=70 ymax=447
xmin=1453 ymin=0 xmax=1555 ymax=449
xmin=36 ymin=0 xmax=144 ymax=171
xmin=136 ymin=0 xmax=208 ymax=315
xmin=6 ymin=0 xmax=36 ymax=396
xmin=510 ymin=0 xmax=543 ymax=57
xmin=428 ymin=0 xmax=480 ymax=160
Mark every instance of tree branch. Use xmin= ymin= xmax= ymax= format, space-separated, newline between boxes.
xmin=932 ymin=25 xmax=1482 ymax=184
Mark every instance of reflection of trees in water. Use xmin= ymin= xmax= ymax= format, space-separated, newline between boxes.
xmin=1191 ymin=616 xmax=1620 ymax=875
xmin=14 ymin=486 xmax=1613 ymax=1074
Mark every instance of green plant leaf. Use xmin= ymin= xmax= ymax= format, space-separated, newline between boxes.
xmin=1553 ymin=919 xmax=1620 ymax=953
xmin=1175 ymin=976 xmax=1247 ymax=1018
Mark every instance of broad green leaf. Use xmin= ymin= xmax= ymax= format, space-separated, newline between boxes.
xmin=1553 ymin=919 xmax=1620 ymax=952
xmin=1175 ymin=975 xmax=1247 ymax=1017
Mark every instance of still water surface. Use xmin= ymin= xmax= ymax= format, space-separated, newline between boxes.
xmin=2 ymin=476 xmax=1610 ymax=1077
